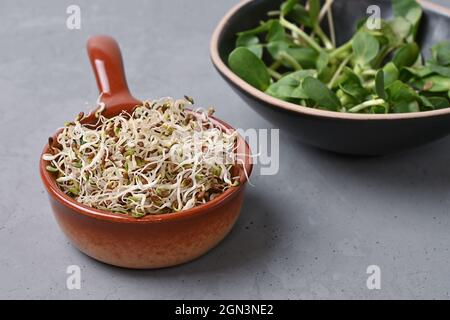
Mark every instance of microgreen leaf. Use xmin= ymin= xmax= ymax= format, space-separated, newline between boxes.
xmin=266 ymin=70 xmax=317 ymax=100
xmin=46 ymin=165 xmax=58 ymax=173
xmin=316 ymin=51 xmax=329 ymax=74
xmin=286 ymin=4 xmax=313 ymax=27
xmin=413 ymin=75 xmax=450 ymax=92
xmin=228 ymin=47 xmax=271 ymax=91
xmin=392 ymin=0 xmax=422 ymax=39
xmin=339 ymin=83 xmax=369 ymax=103
xmin=387 ymin=80 xmax=419 ymax=102
xmin=267 ymin=41 xmax=317 ymax=69
xmin=281 ymin=0 xmax=298 ymax=17
xmin=427 ymin=97 xmax=450 ymax=109
xmin=266 ymin=20 xmax=285 ymax=42
xmin=302 ymin=76 xmax=342 ymax=110
xmin=236 ymin=34 xmax=263 ymax=58
xmin=392 ymin=42 xmax=419 ymax=70
xmin=375 ymin=70 xmax=387 ymax=100
xmin=402 ymin=65 xmax=432 ymax=78
xmin=382 ymin=62 xmax=399 ymax=87
xmin=393 ymin=101 xmax=420 ymax=113
xmin=428 ymin=64 xmax=450 ymax=78
xmin=308 ymin=0 xmax=320 ymax=26
xmin=352 ymin=32 xmax=380 ymax=66
xmin=431 ymin=41 xmax=450 ymax=66
xmin=388 ymin=17 xmax=412 ymax=41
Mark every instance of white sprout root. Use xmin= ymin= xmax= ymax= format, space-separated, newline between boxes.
xmin=43 ymin=97 xmax=242 ymax=218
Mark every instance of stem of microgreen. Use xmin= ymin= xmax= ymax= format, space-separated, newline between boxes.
xmin=279 ymin=51 xmax=303 ymax=70
xmin=361 ymin=69 xmax=377 ymax=77
xmin=319 ymin=0 xmax=334 ymax=22
xmin=267 ymin=68 xmax=283 ymax=80
xmin=280 ymin=16 xmax=324 ymax=53
xmin=314 ymin=25 xmax=334 ymax=49
xmin=326 ymin=4 xmax=336 ymax=47
xmin=267 ymin=10 xmax=280 ymax=17
xmin=329 ymin=40 xmax=352 ymax=59
xmin=328 ymin=54 xmax=353 ymax=88
xmin=372 ymin=46 xmax=395 ymax=69
xmin=269 ymin=60 xmax=282 ymax=70
xmin=348 ymin=99 xmax=385 ymax=113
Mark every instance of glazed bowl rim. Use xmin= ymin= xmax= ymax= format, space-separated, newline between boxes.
xmin=39 ymin=113 xmax=253 ymax=224
xmin=210 ymin=0 xmax=450 ymax=121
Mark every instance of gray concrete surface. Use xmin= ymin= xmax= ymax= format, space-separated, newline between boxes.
xmin=1 ymin=0 xmax=450 ymax=300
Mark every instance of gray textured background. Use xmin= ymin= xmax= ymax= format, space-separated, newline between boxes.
xmin=1 ymin=0 xmax=450 ymax=299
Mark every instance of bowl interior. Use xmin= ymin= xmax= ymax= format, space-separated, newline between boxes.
xmin=40 ymin=104 xmax=253 ymax=223
xmin=217 ymin=0 xmax=450 ymax=74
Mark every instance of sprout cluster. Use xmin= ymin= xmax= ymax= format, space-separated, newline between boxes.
xmin=43 ymin=97 xmax=240 ymax=217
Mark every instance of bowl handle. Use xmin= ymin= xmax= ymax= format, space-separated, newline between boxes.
xmin=87 ymin=35 xmax=141 ymax=109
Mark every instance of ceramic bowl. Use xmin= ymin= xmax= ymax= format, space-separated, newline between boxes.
xmin=210 ymin=0 xmax=450 ymax=155
xmin=39 ymin=35 xmax=252 ymax=269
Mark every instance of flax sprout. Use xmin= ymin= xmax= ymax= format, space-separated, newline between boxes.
xmin=43 ymin=97 xmax=241 ymax=218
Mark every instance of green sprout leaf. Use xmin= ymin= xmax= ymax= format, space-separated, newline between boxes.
xmin=431 ymin=41 xmax=450 ymax=66
xmin=228 ymin=47 xmax=271 ymax=91
xmin=375 ymin=70 xmax=387 ymax=100
xmin=352 ymin=32 xmax=380 ymax=67
xmin=236 ymin=34 xmax=263 ymax=58
xmin=392 ymin=42 xmax=420 ymax=70
xmin=302 ymin=76 xmax=342 ymax=110
xmin=382 ymin=62 xmax=399 ymax=87
xmin=46 ymin=165 xmax=58 ymax=173
xmin=392 ymin=0 xmax=422 ymax=40
xmin=266 ymin=70 xmax=317 ymax=100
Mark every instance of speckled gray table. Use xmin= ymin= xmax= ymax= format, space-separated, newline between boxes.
xmin=2 ymin=0 xmax=450 ymax=300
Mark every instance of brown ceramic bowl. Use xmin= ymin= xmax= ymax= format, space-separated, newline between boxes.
xmin=211 ymin=0 xmax=450 ymax=155
xmin=39 ymin=35 xmax=252 ymax=269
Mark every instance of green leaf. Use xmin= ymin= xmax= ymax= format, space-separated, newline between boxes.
xmin=413 ymin=75 xmax=450 ymax=92
xmin=228 ymin=47 xmax=270 ymax=91
xmin=309 ymin=0 xmax=320 ymax=26
xmin=382 ymin=62 xmax=399 ymax=86
xmin=427 ymin=97 xmax=450 ymax=109
xmin=375 ymin=70 xmax=387 ymax=100
xmin=352 ymin=32 xmax=380 ymax=66
xmin=281 ymin=0 xmax=298 ymax=16
xmin=338 ymin=69 xmax=368 ymax=103
xmin=421 ymin=96 xmax=449 ymax=110
xmin=289 ymin=47 xmax=318 ymax=69
xmin=392 ymin=0 xmax=422 ymax=39
xmin=235 ymin=34 xmax=263 ymax=58
xmin=392 ymin=42 xmax=420 ymax=70
xmin=431 ymin=41 xmax=450 ymax=66
xmin=46 ymin=165 xmax=59 ymax=173
xmin=236 ymin=34 xmax=259 ymax=47
xmin=388 ymin=17 xmax=412 ymax=41
xmin=302 ymin=76 xmax=342 ymax=110
xmin=428 ymin=64 xmax=450 ymax=78
xmin=393 ymin=100 xmax=420 ymax=113
xmin=339 ymin=83 xmax=369 ymax=103
xmin=387 ymin=80 xmax=419 ymax=102
xmin=265 ymin=70 xmax=317 ymax=100
xmin=341 ymin=67 xmax=363 ymax=86
xmin=399 ymin=66 xmax=432 ymax=81
xmin=316 ymin=51 xmax=329 ymax=74
xmin=267 ymin=41 xmax=318 ymax=69
xmin=286 ymin=4 xmax=313 ymax=27
xmin=266 ymin=20 xmax=285 ymax=42
xmin=237 ymin=20 xmax=273 ymax=37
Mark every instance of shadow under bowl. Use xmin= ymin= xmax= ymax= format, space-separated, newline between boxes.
xmin=210 ymin=0 xmax=450 ymax=155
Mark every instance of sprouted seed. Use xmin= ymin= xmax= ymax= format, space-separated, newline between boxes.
xmin=43 ymin=97 xmax=242 ymax=217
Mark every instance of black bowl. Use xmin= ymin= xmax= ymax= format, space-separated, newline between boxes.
xmin=210 ymin=0 xmax=450 ymax=155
